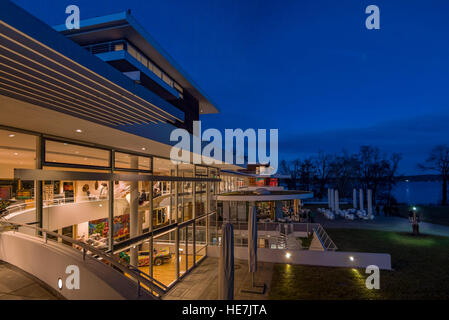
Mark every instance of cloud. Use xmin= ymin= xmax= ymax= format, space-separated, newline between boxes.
xmin=279 ymin=113 xmax=449 ymax=174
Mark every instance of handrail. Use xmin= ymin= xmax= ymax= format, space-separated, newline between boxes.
xmin=312 ymin=224 xmax=338 ymax=251
xmin=0 ymin=219 xmax=167 ymax=298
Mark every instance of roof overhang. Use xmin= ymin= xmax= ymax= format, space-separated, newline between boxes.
xmin=53 ymin=11 xmax=219 ymax=115
xmin=0 ymin=1 xmax=183 ymax=127
xmin=216 ymin=191 xmax=314 ymax=202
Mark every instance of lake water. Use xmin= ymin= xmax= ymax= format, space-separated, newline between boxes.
xmin=393 ymin=181 xmax=442 ymax=205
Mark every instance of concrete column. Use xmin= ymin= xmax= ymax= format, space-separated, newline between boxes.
xmin=35 ymin=136 xmax=43 ymax=232
xmin=359 ymin=188 xmax=364 ymax=211
xmin=335 ymin=189 xmax=339 ymax=212
xmin=108 ymin=180 xmax=114 ymax=251
xmin=129 ymin=156 xmax=139 ymax=267
xmin=353 ymin=189 xmax=357 ymax=209
xmin=367 ymin=189 xmax=373 ymax=218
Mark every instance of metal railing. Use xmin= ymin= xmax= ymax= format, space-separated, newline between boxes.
xmin=0 ymin=219 xmax=168 ymax=298
xmin=313 ymin=224 xmax=338 ymax=251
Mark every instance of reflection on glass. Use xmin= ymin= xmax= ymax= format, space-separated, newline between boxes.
xmin=45 ymin=140 xmax=110 ymax=167
xmin=151 ymin=230 xmax=177 ymax=287
xmin=114 ymin=152 xmax=151 ymax=171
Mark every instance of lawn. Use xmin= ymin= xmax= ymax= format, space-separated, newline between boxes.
xmin=269 ymin=228 xmax=449 ymax=299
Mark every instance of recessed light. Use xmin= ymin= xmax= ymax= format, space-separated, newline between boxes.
xmin=141 ymin=147 xmax=146 ymax=151
xmin=75 ymin=129 xmax=82 ymax=133
xmin=13 ymin=152 xmax=18 ymax=156
xmin=8 ymin=134 xmax=15 ymax=138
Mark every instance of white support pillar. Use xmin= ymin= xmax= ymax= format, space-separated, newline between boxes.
xmin=367 ymin=189 xmax=373 ymax=218
xmin=353 ymin=189 xmax=357 ymax=209
xmin=330 ymin=189 xmax=334 ymax=211
xmin=335 ymin=190 xmax=339 ymax=212
xmin=129 ymin=156 xmax=139 ymax=267
xmin=359 ymin=188 xmax=364 ymax=211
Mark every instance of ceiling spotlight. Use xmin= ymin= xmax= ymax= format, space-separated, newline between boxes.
xmin=8 ymin=134 xmax=15 ymax=138
xmin=13 ymin=152 xmax=18 ymax=156
xmin=141 ymin=147 xmax=146 ymax=151
xmin=75 ymin=129 xmax=82 ymax=133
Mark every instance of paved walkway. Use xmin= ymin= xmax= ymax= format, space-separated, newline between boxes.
xmin=0 ymin=261 xmax=61 ymax=300
xmin=316 ymin=215 xmax=449 ymax=237
xmin=163 ymin=257 xmax=273 ymax=300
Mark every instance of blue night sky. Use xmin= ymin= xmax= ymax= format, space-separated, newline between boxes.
xmin=12 ymin=0 xmax=449 ymax=174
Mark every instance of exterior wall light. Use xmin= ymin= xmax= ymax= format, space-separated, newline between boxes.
xmin=75 ymin=129 xmax=82 ymax=133
xmin=285 ymin=252 xmax=291 ymax=259
xmin=349 ymin=256 xmax=354 ymax=262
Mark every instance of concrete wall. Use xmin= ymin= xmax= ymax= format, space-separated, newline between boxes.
xmin=207 ymin=246 xmax=391 ymax=270
xmin=0 ymin=231 xmax=154 ymax=299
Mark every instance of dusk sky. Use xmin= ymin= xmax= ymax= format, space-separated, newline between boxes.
xmin=12 ymin=0 xmax=449 ymax=174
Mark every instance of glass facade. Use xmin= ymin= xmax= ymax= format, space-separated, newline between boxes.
xmin=1 ymin=128 xmax=221 ymax=294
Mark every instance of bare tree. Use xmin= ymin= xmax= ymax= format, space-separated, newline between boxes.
xmin=279 ymin=159 xmax=301 ymax=190
xmin=330 ymin=150 xmax=359 ymax=198
xmin=299 ymin=158 xmax=315 ymax=191
xmin=313 ymin=151 xmax=333 ymax=199
xmin=418 ymin=145 xmax=449 ymax=206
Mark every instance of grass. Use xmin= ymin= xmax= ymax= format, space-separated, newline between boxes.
xmin=269 ymin=228 xmax=449 ymax=299
xmin=298 ymin=235 xmax=313 ymax=248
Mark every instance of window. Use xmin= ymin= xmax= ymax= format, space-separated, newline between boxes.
xmin=45 ymin=140 xmax=110 ymax=167
xmin=127 ymin=45 xmax=138 ymax=59
xmin=114 ymin=43 xmax=124 ymax=51
xmin=152 ymin=65 xmax=162 ymax=78
xmin=162 ymin=73 xmax=173 ymax=87
xmin=173 ymin=82 xmax=183 ymax=93
xmin=114 ymin=152 xmax=151 ymax=171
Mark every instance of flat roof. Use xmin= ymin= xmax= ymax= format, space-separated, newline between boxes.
xmin=54 ymin=11 xmax=219 ymax=115
xmin=0 ymin=1 xmax=183 ymax=126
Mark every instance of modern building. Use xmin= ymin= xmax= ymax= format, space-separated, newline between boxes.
xmin=0 ymin=0 xmax=246 ymax=299
xmin=0 ymin=1 xmax=330 ymax=300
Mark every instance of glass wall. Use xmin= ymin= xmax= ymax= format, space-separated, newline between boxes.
xmin=152 ymin=229 xmax=177 ymax=287
xmin=44 ymin=179 xmax=111 ymax=250
xmin=2 ymin=130 xmax=221 ymax=294
xmin=0 ymin=129 xmax=36 ymax=234
xmin=195 ymin=166 xmax=207 ymax=217
xmin=45 ymin=140 xmax=110 ymax=167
